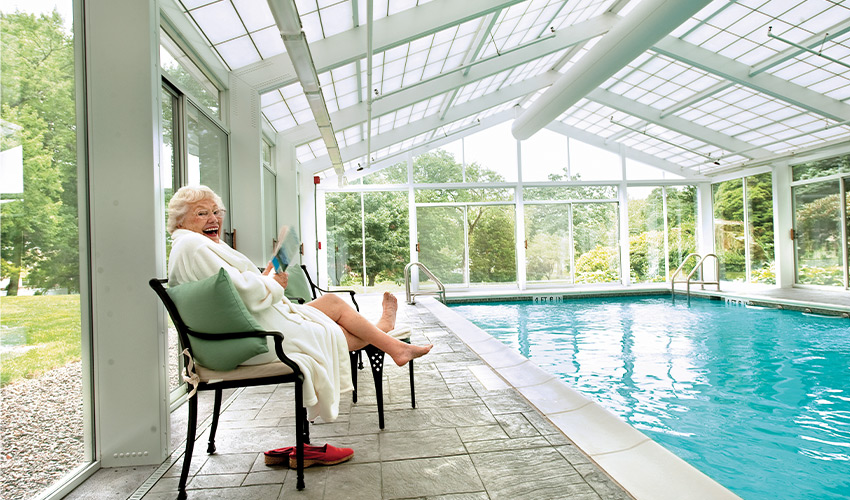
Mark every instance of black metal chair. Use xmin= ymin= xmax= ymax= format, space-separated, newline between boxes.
xmin=298 ymin=265 xmax=416 ymax=429
xmin=149 ymin=278 xmax=310 ymax=499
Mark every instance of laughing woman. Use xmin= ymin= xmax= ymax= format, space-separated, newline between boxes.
xmin=166 ymin=185 xmax=432 ymax=422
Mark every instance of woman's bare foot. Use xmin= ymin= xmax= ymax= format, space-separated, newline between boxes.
xmin=390 ymin=343 xmax=433 ymax=367
xmin=376 ymin=292 xmax=398 ymax=332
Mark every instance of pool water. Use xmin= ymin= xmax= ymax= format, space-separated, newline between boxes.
xmin=450 ymin=296 xmax=850 ymax=500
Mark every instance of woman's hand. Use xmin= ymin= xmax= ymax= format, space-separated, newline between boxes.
xmin=262 ymin=262 xmax=288 ymax=289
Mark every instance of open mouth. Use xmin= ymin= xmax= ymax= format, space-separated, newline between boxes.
xmin=202 ymin=226 xmax=219 ymax=239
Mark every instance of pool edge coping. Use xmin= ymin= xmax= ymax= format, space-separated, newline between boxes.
xmin=419 ymin=297 xmax=742 ymax=500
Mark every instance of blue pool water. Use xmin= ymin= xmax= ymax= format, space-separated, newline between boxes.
xmin=450 ymin=296 xmax=850 ymax=500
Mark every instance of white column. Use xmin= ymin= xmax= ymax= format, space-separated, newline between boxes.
xmin=696 ymin=181 xmax=716 ymax=278
xmin=772 ymin=163 xmax=795 ymax=288
xmin=228 ymin=73 xmax=264 ymax=263
xmin=516 ymin=138 xmax=526 ymax=290
xmin=85 ymin=0 xmax=168 ymax=466
xmin=619 ymin=144 xmax=630 ymax=285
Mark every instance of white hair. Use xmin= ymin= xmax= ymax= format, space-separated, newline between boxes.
xmin=167 ymin=185 xmax=225 ymax=234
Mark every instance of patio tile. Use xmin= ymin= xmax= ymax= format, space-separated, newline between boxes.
xmin=494 ymin=413 xmax=540 ymax=438
xmin=382 ymin=456 xmax=484 ymax=498
xmin=187 ymin=472 xmax=245 ymax=489
xmin=378 ymin=428 xmax=466 ymax=461
xmin=197 ymin=452 xmax=257 ymax=474
xmin=324 ymin=462 xmax=382 ymax=500
xmin=470 ymin=447 xmax=595 ymax=500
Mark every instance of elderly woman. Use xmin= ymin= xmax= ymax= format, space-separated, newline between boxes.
xmin=167 ymin=185 xmax=431 ymax=422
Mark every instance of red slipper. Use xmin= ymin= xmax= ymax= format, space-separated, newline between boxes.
xmin=288 ymin=444 xmax=354 ymax=468
xmin=264 ymin=444 xmax=324 ymax=465
xmin=264 ymin=446 xmax=295 ymax=465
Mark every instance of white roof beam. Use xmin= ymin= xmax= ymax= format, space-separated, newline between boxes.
xmin=652 ymin=36 xmax=850 ymax=122
xmin=438 ymin=12 xmax=499 ymax=120
xmin=301 ymin=72 xmax=557 ymax=174
xmin=283 ymin=15 xmax=616 ymax=146
xmin=512 ymin=0 xmax=712 ymax=140
xmin=659 ymin=81 xmax=731 ymax=119
xmin=588 ymin=87 xmax=771 ymax=158
xmin=750 ymin=19 xmax=850 ymax=77
xmin=234 ymin=0 xmax=527 ymax=93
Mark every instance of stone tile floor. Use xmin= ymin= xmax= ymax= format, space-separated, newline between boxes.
xmin=68 ymin=294 xmax=630 ymax=499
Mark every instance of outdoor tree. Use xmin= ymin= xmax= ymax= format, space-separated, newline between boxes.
xmin=1 ymin=11 xmax=78 ymax=294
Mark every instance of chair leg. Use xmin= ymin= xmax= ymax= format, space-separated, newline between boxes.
xmin=409 ymin=359 xmax=416 ymax=408
xmin=294 ymin=379 xmax=305 ymax=490
xmin=207 ymin=389 xmax=222 ymax=454
xmin=364 ymin=345 xmax=385 ymax=429
xmin=358 ymin=349 xmax=364 ymax=370
xmin=349 ymin=350 xmax=359 ymax=403
xmin=301 ymin=406 xmax=310 ymax=445
xmin=179 ymin=394 xmax=198 ymax=500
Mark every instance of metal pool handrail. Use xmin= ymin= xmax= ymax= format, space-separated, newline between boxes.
xmin=404 ymin=262 xmax=446 ymax=305
xmin=671 ymin=253 xmax=720 ymax=305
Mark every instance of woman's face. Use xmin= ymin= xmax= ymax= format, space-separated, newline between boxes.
xmin=180 ymin=200 xmax=225 ymax=243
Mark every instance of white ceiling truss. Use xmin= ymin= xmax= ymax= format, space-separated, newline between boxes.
xmin=171 ymin=0 xmax=850 ymax=181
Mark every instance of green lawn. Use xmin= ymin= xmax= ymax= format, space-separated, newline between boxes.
xmin=1 ymin=295 xmax=81 ymax=386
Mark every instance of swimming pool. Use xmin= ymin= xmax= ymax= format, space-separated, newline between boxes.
xmin=450 ymin=296 xmax=850 ymax=500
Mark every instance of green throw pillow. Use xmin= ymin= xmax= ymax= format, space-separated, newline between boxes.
xmin=167 ymin=268 xmax=269 ymax=371
xmin=283 ymin=264 xmax=313 ymax=304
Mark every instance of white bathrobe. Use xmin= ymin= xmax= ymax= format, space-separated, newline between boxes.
xmin=168 ymin=229 xmax=353 ymax=422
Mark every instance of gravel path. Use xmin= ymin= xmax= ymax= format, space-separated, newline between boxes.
xmin=1 ymin=361 xmax=84 ymax=500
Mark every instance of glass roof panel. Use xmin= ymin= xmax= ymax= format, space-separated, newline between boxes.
xmin=216 ymin=36 xmax=262 ymax=68
xmin=251 ymin=26 xmax=286 ymax=59
xmin=193 ymin=0 xmax=850 ymax=177
xmin=232 ymin=0 xmax=275 ymax=32
xmin=319 ymin=2 xmax=353 ymax=38
xmin=189 ymin=1 xmax=245 ymax=45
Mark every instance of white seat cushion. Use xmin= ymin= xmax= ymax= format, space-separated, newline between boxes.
xmin=196 ymin=361 xmax=294 ymax=383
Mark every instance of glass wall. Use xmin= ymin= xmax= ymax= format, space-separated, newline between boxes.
xmin=325 ymin=190 xmax=409 ymax=291
xmin=793 ymin=180 xmax=842 ymax=286
xmin=159 ymin=38 xmax=227 ymax=396
xmin=628 ymin=186 xmax=697 ymax=283
xmin=573 ymin=203 xmax=620 ymax=283
xmin=628 ymin=187 xmax=666 ymax=282
xmin=525 ymin=204 xmax=572 ymax=284
xmin=326 ymin=192 xmax=364 ymax=287
xmin=712 ymin=173 xmax=774 ymax=283
xmin=790 ymin=154 xmax=850 ymax=287
xmin=417 ymin=206 xmax=465 ymax=285
xmin=318 ymin=122 xmax=714 ymax=290
xmin=1 ymin=4 xmax=91 ymax=498
xmin=262 ymin=140 xmax=277 ymax=255
xmin=468 ymin=205 xmax=517 ymax=284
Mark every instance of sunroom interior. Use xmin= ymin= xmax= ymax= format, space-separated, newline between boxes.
xmin=2 ymin=0 xmax=850 ymax=498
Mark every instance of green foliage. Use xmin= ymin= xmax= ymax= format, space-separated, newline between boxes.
xmin=575 ymin=245 xmax=619 ymax=283
xmin=1 ymin=11 xmax=79 ymax=294
xmin=712 ymin=174 xmax=774 ymax=282
xmin=797 ymin=265 xmax=843 ymax=286
xmin=750 ymin=262 xmax=776 ymax=285
xmin=325 ymin=191 xmax=409 ymax=288
xmin=0 ymin=295 xmax=81 ymax=386
xmin=417 ymin=206 xmax=465 ymax=284
xmin=792 ymin=153 xmax=850 ymax=182
xmin=469 ymin=206 xmax=516 ymax=283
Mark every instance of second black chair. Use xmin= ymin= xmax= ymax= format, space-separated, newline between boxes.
xmin=295 ymin=265 xmax=416 ymax=429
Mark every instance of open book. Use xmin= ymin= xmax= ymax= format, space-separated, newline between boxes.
xmin=271 ymin=225 xmax=300 ymax=273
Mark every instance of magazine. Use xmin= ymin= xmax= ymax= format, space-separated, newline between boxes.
xmin=271 ymin=225 xmax=300 ymax=273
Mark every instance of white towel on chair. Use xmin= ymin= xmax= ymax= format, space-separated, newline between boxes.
xmin=388 ymin=326 xmax=412 ymax=340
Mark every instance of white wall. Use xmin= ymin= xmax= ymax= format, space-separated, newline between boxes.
xmin=85 ymin=0 xmax=168 ymax=467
